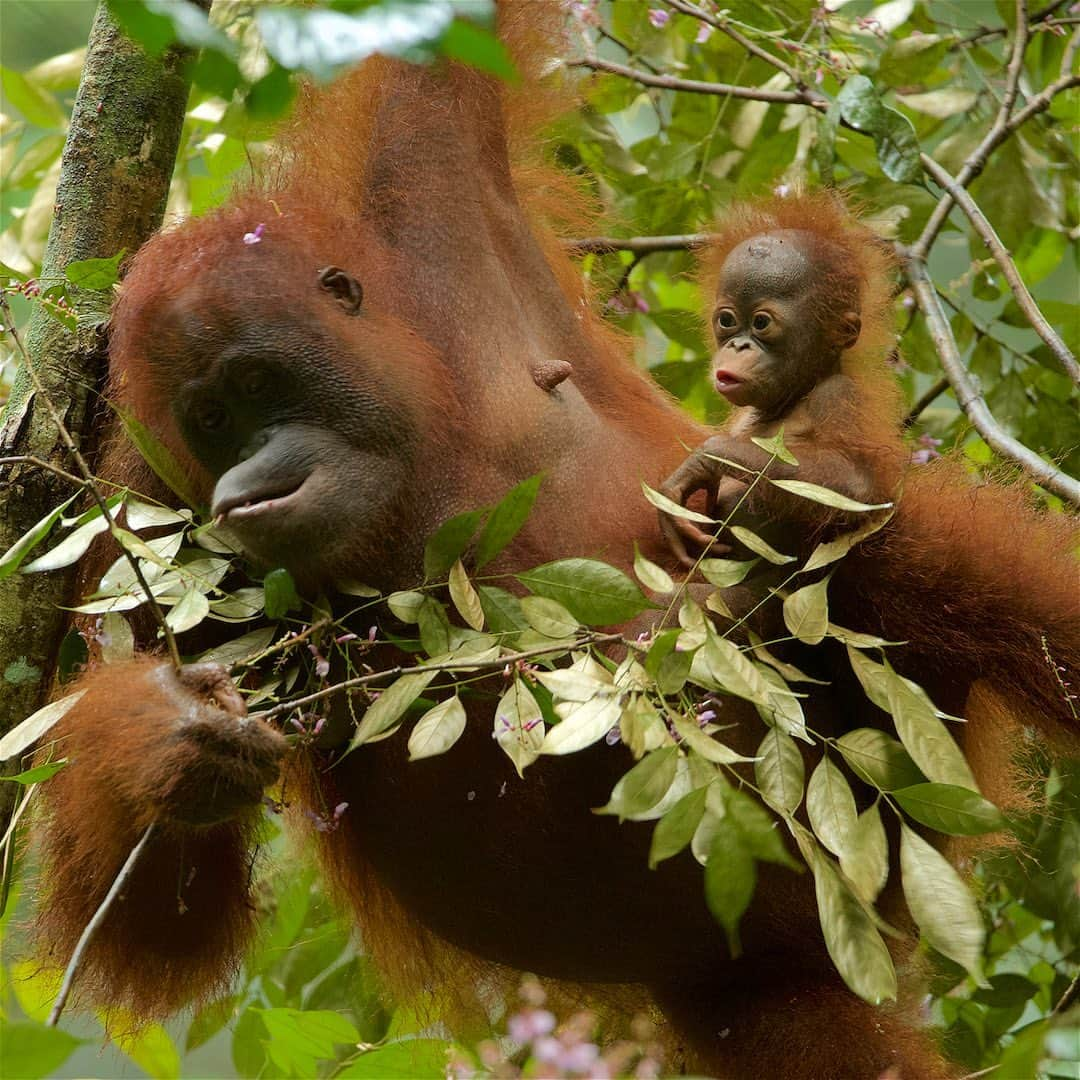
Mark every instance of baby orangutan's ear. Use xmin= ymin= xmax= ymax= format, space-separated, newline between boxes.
xmin=318 ymin=266 xmax=363 ymax=315
xmin=838 ymin=311 xmax=861 ymax=351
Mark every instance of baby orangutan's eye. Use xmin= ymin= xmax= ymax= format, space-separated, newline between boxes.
xmin=716 ymin=309 xmax=737 ymax=329
xmin=752 ymin=312 xmax=772 ymax=332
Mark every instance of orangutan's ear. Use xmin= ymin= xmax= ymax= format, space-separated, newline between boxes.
xmin=317 ymin=266 xmax=363 ymax=315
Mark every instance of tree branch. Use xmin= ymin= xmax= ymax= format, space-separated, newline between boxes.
xmin=914 ymin=21 xmax=1078 ymax=257
xmin=919 ymin=154 xmax=1078 ymax=384
xmin=565 ymin=233 xmax=712 ymax=256
xmin=566 ymin=55 xmax=826 ymax=108
xmin=901 ymin=252 xmax=1079 ymax=506
xmin=662 ymin=0 xmax=805 ymax=86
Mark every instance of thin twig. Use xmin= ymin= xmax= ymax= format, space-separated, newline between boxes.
xmin=996 ymin=0 xmax=1030 ymax=127
xmin=566 ymin=55 xmax=826 ymax=108
xmin=256 ymin=632 xmax=624 ymax=723
xmin=950 ymin=0 xmax=1068 ymax=48
xmin=914 ymin=21 xmax=1079 ymax=258
xmin=0 ymin=296 xmax=182 ymax=669
xmin=919 ymin=154 xmax=1078 ymax=385
xmin=566 ymin=233 xmax=712 ymax=256
xmin=0 ymin=455 xmax=88 ymax=489
xmin=596 ymin=25 xmax=661 ymax=74
xmin=902 ymin=252 xmax=1080 ymax=506
xmin=47 ymin=820 xmax=157 ymax=1026
xmin=902 ymin=376 xmax=951 ymax=428
xmin=663 ymin=0 xmax=806 ymax=86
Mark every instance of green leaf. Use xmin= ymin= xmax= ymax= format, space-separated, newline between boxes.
xmin=112 ymin=1019 xmax=181 ymax=1080
xmin=595 ymin=746 xmax=680 ymax=821
xmin=65 ymin=249 xmax=125 ymax=290
xmin=783 ymin=577 xmax=830 ymax=645
xmin=116 ymin=407 xmax=204 ymax=510
xmin=750 ymin=427 xmax=798 ymax=466
xmin=22 ymin=512 xmax=111 ymax=574
xmin=336 ymin=1039 xmax=448 ymax=1079
xmin=803 ymin=511 xmax=892 ymax=573
xmin=900 ymin=824 xmax=986 ymax=982
xmin=649 ymin=785 xmax=708 ymax=868
xmin=0 ymin=1021 xmax=83 ymax=1079
xmin=727 ymin=525 xmax=796 ymax=565
xmin=448 ymin=559 xmax=484 ymax=631
xmin=256 ymin=1007 xmax=360 ymax=1077
xmin=811 ymin=847 xmax=897 ymax=1004
xmin=256 ymin=2 xmax=461 ymax=81
xmin=517 ymin=558 xmax=650 ymax=625
xmin=416 ymin=597 xmax=451 ymax=657
xmin=0 ymin=493 xmax=78 ymax=581
xmin=474 ymin=474 xmax=542 ymax=569
xmin=186 ymin=995 xmax=241 ymax=1053
xmin=0 ymin=691 xmax=85 ymax=764
xmin=640 ymin=480 xmax=716 ymax=525
xmin=0 ymin=67 xmax=65 ymax=128
xmin=108 ymin=0 xmax=237 ymax=56
xmin=643 ymin=628 xmax=692 ymax=696
xmin=704 ymin=817 xmax=756 ymax=957
xmin=264 ymin=567 xmax=301 ymax=619
xmin=724 ymin=786 xmax=800 ymax=870
xmin=423 ymin=508 xmax=486 ymax=580
xmin=407 ymin=695 xmax=467 ymax=761
xmin=387 ymin=590 xmax=425 ymax=623
xmin=347 ymin=670 xmax=437 ymax=751
xmin=543 ymin=692 xmax=620 ymax=756
xmin=836 ymin=74 xmax=921 ymax=184
xmin=892 ymin=783 xmax=1006 ymax=836
xmin=440 ymin=16 xmax=517 ymax=77
xmin=835 ymin=728 xmax=925 ymax=791
xmin=755 ymin=728 xmax=805 ymax=815
xmin=673 ymin=717 xmax=757 ymax=765
xmin=477 ymin=585 xmax=528 ymax=639
xmin=807 ymin=758 xmax=858 ymax=859
xmin=633 ymin=543 xmax=674 ymax=594
xmin=0 ymin=759 xmax=67 ymax=785
xmin=841 ymin=804 xmax=889 ymax=904
xmin=877 ymin=34 xmax=947 ymax=86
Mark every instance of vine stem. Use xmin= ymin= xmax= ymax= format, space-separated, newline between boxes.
xmin=256 ymin=632 xmax=625 ymax=722
xmin=0 ymin=294 xmax=182 ymax=669
xmin=46 ymin=820 xmax=157 ymax=1026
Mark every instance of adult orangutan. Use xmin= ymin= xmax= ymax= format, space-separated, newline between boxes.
xmin=27 ymin=18 xmax=1077 ymax=1080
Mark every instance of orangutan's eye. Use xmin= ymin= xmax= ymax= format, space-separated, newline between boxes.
xmin=198 ymin=402 xmax=228 ymax=432
xmin=716 ymin=309 xmax=737 ymax=329
xmin=752 ymin=312 xmax=772 ymax=332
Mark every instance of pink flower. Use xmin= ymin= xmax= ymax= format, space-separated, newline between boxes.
xmin=242 ymin=223 xmax=265 ymax=245
xmin=695 ymin=23 xmax=713 ymax=43
xmin=648 ymin=9 xmax=670 ymax=28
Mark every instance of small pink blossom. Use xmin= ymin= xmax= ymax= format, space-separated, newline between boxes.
xmin=333 ymin=801 xmax=349 ymax=821
xmin=242 ymin=223 xmax=265 ymax=245
xmin=695 ymin=22 xmax=713 ymax=43
xmin=648 ymin=9 xmax=670 ymax=28
xmin=508 ymin=1008 xmax=556 ymax=1042
xmin=774 ymin=183 xmax=791 ymax=198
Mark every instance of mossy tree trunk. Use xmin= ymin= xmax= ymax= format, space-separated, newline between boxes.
xmin=0 ymin=2 xmax=209 ymax=781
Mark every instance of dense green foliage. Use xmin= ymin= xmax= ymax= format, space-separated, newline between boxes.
xmin=1 ymin=1 xmax=1077 ymax=1078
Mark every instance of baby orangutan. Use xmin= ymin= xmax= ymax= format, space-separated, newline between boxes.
xmin=659 ymin=197 xmax=904 ymax=564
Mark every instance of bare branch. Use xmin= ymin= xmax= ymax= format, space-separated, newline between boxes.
xmin=662 ymin=0 xmax=805 ymax=86
xmin=950 ymin=0 xmax=1068 ymax=48
xmin=566 ymin=56 xmax=826 ymax=108
xmin=902 ymin=376 xmax=951 ymax=428
xmin=565 ymin=233 xmax=712 ymax=256
xmin=919 ymin=155 xmax=1078 ymax=384
xmin=47 ymin=821 xmax=157 ymax=1026
xmin=0 ymin=455 xmax=88 ymax=489
xmin=901 ymin=253 xmax=1080 ymax=506
xmin=995 ymin=0 xmax=1030 ymax=127
xmin=915 ymin=23 xmax=1079 ymax=256
xmin=0 ymin=297 xmax=182 ymax=669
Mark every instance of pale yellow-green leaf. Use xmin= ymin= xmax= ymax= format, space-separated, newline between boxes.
xmin=521 ymin=595 xmax=579 ymax=638
xmin=807 ymin=758 xmax=858 ymax=858
xmin=633 ymin=543 xmax=674 ymax=594
xmin=641 ymin=480 xmax=715 ymax=524
xmin=748 ymin=631 xmax=829 ymax=684
xmin=0 ymin=690 xmax=85 ymax=763
xmin=22 ymin=514 xmax=109 ymax=573
xmin=387 ymin=590 xmax=426 ymax=623
xmin=755 ymin=728 xmax=805 ymax=815
xmin=495 ymin=677 xmax=544 ymax=775
xmin=673 ymin=717 xmax=758 ymax=764
xmin=348 ymin=670 xmax=437 ymax=750
xmin=99 ymin=611 xmax=135 ymax=663
xmin=534 ymin=667 xmax=614 ymax=703
xmin=698 ymin=556 xmax=758 ymax=587
xmin=408 ymin=696 xmax=467 ymax=761
xmin=782 ymin=576 xmax=830 ymax=645
xmin=842 ymin=804 xmax=889 ymax=903
xmin=900 ymin=824 xmax=986 ymax=983
xmin=705 ymin=589 xmax=734 ymax=619
xmin=728 ymin=525 xmax=796 ymax=565
xmin=803 ymin=510 xmax=893 ymax=573
xmin=124 ymin=499 xmax=190 ymax=531
xmin=542 ymin=694 xmax=621 ymax=755
xmin=768 ymin=478 xmax=892 ymax=512
xmin=448 ymin=559 xmax=484 ymax=631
